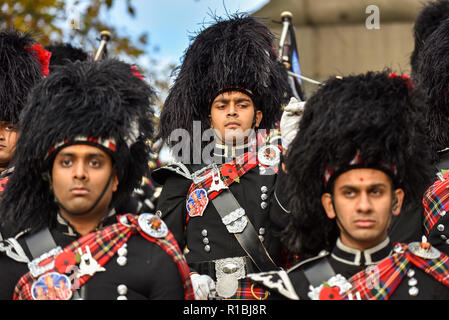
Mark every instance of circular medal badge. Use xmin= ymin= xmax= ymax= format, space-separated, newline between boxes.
xmin=408 ymin=241 xmax=441 ymax=260
xmin=258 ymin=145 xmax=280 ymax=167
xmin=31 ymin=272 xmax=72 ymax=300
xmin=138 ymin=213 xmax=168 ymax=238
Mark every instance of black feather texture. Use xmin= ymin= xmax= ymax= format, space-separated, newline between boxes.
xmin=411 ymin=0 xmax=449 ymax=76
xmin=0 ymin=59 xmax=156 ymax=235
xmin=159 ymin=14 xmax=290 ymax=146
xmin=0 ymin=28 xmax=43 ymax=123
xmin=282 ymin=71 xmax=433 ymax=257
xmin=415 ymin=17 xmax=449 ymax=156
xmin=45 ymin=42 xmax=89 ymax=72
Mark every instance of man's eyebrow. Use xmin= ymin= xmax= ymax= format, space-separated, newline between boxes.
xmin=339 ymin=183 xmax=387 ymax=190
xmin=213 ymin=97 xmax=252 ymax=104
xmin=213 ymin=97 xmax=229 ymax=104
xmin=57 ymin=151 xmax=106 ymax=158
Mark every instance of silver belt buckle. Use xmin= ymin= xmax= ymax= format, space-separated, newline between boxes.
xmin=214 ymin=257 xmax=246 ymax=298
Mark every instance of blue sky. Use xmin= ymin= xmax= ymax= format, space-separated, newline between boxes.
xmin=104 ymin=0 xmax=270 ymax=68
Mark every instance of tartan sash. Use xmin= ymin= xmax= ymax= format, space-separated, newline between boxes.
xmin=185 ymin=145 xmax=281 ymax=223
xmin=187 ymin=151 xmax=259 ymax=200
xmin=187 ymin=131 xmax=282 ymax=202
xmin=423 ymin=172 xmax=449 ymax=236
xmin=341 ymin=243 xmax=449 ymax=300
xmin=13 ymin=214 xmax=194 ymax=300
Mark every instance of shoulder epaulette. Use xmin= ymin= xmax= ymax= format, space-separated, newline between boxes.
xmin=0 ymin=233 xmax=30 ymax=263
xmin=151 ymin=162 xmax=192 ymax=184
xmin=247 ymin=270 xmax=300 ymax=300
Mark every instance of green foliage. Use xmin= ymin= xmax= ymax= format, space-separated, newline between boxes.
xmin=0 ymin=0 xmax=146 ymax=58
xmin=0 ymin=0 xmax=175 ymax=110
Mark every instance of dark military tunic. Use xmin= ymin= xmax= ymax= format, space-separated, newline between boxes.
xmin=0 ymin=166 xmax=15 ymax=241
xmin=248 ymin=238 xmax=449 ymax=300
xmin=0 ymin=213 xmax=185 ymax=300
xmin=423 ymin=158 xmax=449 ymax=256
xmin=153 ymin=144 xmax=290 ymax=280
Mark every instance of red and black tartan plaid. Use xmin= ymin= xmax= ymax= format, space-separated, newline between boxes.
xmin=185 ymin=133 xmax=282 ymax=223
xmin=341 ymin=243 xmax=449 ymax=300
xmin=126 ymin=214 xmax=194 ymax=300
xmin=280 ymin=248 xmax=300 ymax=269
xmin=188 ymin=151 xmax=257 ymax=196
xmin=227 ymin=278 xmax=269 ymax=300
xmin=13 ymin=214 xmax=194 ymax=300
xmin=0 ymin=176 xmax=8 ymax=196
xmin=423 ymin=172 xmax=449 ymax=236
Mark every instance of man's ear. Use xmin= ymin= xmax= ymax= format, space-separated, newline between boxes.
xmin=255 ymin=110 xmax=263 ymax=128
xmin=209 ymin=114 xmax=213 ymax=129
xmin=321 ymin=193 xmax=336 ymax=219
xmin=112 ymin=170 xmax=119 ymax=192
xmin=392 ymin=188 xmax=405 ymax=216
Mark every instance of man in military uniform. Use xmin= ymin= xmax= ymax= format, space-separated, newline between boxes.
xmin=248 ymin=71 xmax=449 ymax=300
xmin=0 ymin=28 xmax=50 ymax=194
xmin=0 ymin=59 xmax=193 ymax=300
xmin=153 ymin=14 xmax=298 ymax=299
xmin=411 ymin=0 xmax=449 ymax=174
xmin=415 ymin=14 xmax=449 ymax=255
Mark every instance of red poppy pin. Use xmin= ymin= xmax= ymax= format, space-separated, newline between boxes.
xmin=221 ymin=164 xmax=240 ymax=183
xmin=54 ymin=251 xmax=76 ymax=274
xmin=308 ymin=274 xmax=352 ymax=300
xmin=318 ymin=284 xmax=343 ymax=300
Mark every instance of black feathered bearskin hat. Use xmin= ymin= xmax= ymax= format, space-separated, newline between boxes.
xmin=0 ymin=59 xmax=155 ymax=234
xmin=282 ymin=71 xmax=433 ymax=257
xmin=411 ymin=0 xmax=449 ymax=77
xmin=415 ymin=17 xmax=449 ymax=156
xmin=159 ymin=14 xmax=290 ymax=145
xmin=45 ymin=42 xmax=89 ymax=72
xmin=0 ymin=28 xmax=49 ymax=124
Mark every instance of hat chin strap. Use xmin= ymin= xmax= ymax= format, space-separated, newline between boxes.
xmin=53 ymin=167 xmax=116 ymax=217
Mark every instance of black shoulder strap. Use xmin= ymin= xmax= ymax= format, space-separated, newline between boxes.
xmin=211 ymin=188 xmax=279 ymax=272
xmin=24 ymin=228 xmax=58 ymax=259
xmin=302 ymin=258 xmax=336 ymax=287
xmin=24 ymin=227 xmax=85 ymax=299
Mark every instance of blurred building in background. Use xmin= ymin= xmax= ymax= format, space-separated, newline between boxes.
xmin=253 ymin=0 xmax=429 ymax=96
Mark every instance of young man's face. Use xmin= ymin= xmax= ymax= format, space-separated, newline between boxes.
xmin=321 ymin=168 xmax=404 ymax=251
xmin=209 ymin=91 xmax=263 ymax=145
xmin=51 ymin=144 xmax=118 ymax=220
xmin=0 ymin=122 xmax=18 ymax=170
